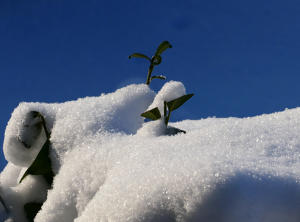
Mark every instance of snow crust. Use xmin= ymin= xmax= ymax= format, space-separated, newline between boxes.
xmin=1 ymin=81 xmax=300 ymax=221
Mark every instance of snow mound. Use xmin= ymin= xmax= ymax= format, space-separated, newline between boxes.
xmin=1 ymin=81 xmax=300 ymax=222
xmin=3 ymin=84 xmax=155 ymax=172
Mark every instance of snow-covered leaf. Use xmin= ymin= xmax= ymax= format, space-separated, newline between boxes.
xmin=19 ymin=139 xmax=53 ymax=185
xmin=19 ymin=112 xmax=54 ymax=185
xmin=141 ymin=107 xmax=161 ymax=120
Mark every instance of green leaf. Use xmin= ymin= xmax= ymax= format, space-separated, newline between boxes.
xmin=167 ymin=94 xmax=194 ymax=112
xmin=19 ymin=139 xmax=53 ymax=185
xmin=141 ymin=107 xmax=161 ymax=120
xmin=151 ymin=75 xmax=166 ymax=81
xmin=128 ymin=53 xmax=151 ymax=62
xmin=24 ymin=202 xmax=43 ymax=222
xmin=155 ymin=41 xmax=172 ymax=57
xmin=19 ymin=112 xmax=54 ymax=185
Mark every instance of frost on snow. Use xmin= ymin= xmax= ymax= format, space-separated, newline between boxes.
xmin=1 ymin=81 xmax=300 ymax=222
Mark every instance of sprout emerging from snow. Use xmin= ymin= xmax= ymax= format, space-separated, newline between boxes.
xmin=141 ymin=93 xmax=194 ymax=134
xmin=129 ymin=41 xmax=172 ymax=85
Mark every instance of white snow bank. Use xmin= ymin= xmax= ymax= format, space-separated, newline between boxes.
xmin=1 ymin=81 xmax=300 ymax=222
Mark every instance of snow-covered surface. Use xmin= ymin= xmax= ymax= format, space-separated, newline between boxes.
xmin=1 ymin=81 xmax=300 ymax=221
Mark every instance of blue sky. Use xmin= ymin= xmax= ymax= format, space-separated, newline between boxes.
xmin=1 ymin=0 xmax=300 ymax=169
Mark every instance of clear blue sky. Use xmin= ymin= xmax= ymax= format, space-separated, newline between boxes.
xmin=1 ymin=0 xmax=300 ymax=169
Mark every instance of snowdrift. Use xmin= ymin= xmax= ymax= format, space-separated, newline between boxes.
xmin=1 ymin=81 xmax=300 ymax=222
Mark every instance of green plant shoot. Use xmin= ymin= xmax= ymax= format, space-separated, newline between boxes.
xmin=129 ymin=41 xmax=172 ymax=85
xmin=141 ymin=93 xmax=194 ymax=134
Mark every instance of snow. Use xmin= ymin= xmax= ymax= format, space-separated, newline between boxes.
xmin=147 ymin=81 xmax=186 ymax=112
xmin=1 ymin=81 xmax=300 ymax=221
xmin=3 ymin=84 xmax=155 ymax=173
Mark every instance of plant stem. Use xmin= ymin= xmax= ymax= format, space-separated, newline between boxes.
xmin=164 ymin=101 xmax=167 ymax=117
xmin=165 ymin=110 xmax=171 ymax=126
xmin=146 ymin=63 xmax=154 ymax=85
